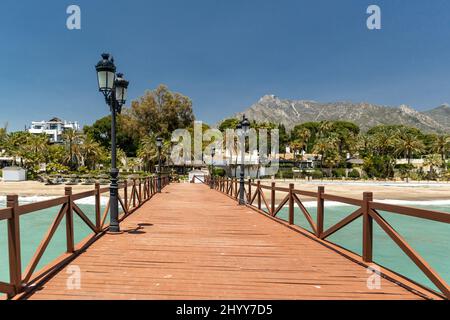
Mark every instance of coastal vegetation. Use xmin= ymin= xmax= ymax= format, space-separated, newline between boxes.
xmin=0 ymin=85 xmax=194 ymax=180
xmin=1 ymin=86 xmax=450 ymax=182
xmin=283 ymin=121 xmax=450 ymax=180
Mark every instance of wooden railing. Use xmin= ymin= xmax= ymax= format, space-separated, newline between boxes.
xmin=0 ymin=175 xmax=170 ymax=299
xmin=207 ymin=176 xmax=450 ymax=299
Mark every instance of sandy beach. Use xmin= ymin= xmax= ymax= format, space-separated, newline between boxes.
xmin=0 ymin=181 xmax=101 ymax=197
xmin=1 ymin=179 xmax=450 ymax=202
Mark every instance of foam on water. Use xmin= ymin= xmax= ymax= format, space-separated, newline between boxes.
xmin=293 ymin=181 xmax=450 ymax=188
xmin=0 ymin=195 xmax=110 ymax=207
xmin=299 ymin=199 xmax=450 ymax=208
xmin=1 ymin=196 xmax=449 ymax=209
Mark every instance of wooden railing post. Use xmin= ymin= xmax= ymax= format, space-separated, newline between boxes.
xmin=132 ymin=179 xmax=137 ymax=208
xmin=363 ymin=192 xmax=374 ymax=262
xmin=7 ymin=195 xmax=22 ymax=296
xmin=124 ymin=180 xmax=128 ymax=211
xmin=289 ymin=183 xmax=294 ymax=225
xmin=95 ymin=183 xmax=101 ymax=231
xmin=248 ymin=179 xmax=252 ymax=203
xmin=138 ymin=179 xmax=142 ymax=204
xmin=142 ymin=178 xmax=146 ymax=199
xmin=257 ymin=181 xmax=261 ymax=210
xmin=317 ymin=186 xmax=325 ymax=238
xmin=65 ymin=187 xmax=75 ymax=253
xmin=271 ymin=182 xmax=276 ymax=216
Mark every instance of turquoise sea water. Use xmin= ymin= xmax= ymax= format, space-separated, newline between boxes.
xmin=0 ymin=197 xmax=449 ymax=296
xmin=275 ymin=203 xmax=450 ymax=293
xmin=0 ymin=198 xmax=107 ymax=286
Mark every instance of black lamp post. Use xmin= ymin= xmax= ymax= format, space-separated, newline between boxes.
xmin=237 ymin=115 xmax=250 ymax=205
xmin=156 ymin=137 xmax=163 ymax=193
xmin=95 ymin=53 xmax=129 ymax=233
xmin=210 ymin=147 xmax=216 ymax=189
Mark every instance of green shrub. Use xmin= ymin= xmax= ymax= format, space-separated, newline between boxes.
xmin=348 ymin=169 xmax=360 ymax=179
xmin=77 ymin=166 xmax=89 ymax=174
xmin=280 ymin=162 xmax=294 ymax=168
xmin=312 ymin=170 xmax=323 ymax=179
xmin=46 ymin=163 xmax=70 ymax=175
xmin=213 ymin=168 xmax=226 ymax=177
xmin=409 ymin=172 xmax=421 ymax=181
xmin=333 ymin=168 xmax=346 ymax=178
xmin=275 ymin=168 xmax=294 ymax=179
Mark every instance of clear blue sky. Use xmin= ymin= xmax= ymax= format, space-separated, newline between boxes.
xmin=1 ymin=0 xmax=450 ymax=131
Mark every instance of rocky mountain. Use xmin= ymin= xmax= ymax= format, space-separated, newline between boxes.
xmin=232 ymin=95 xmax=449 ymax=133
xmin=424 ymin=104 xmax=450 ymax=129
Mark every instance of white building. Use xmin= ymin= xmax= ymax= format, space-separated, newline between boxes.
xmin=28 ymin=117 xmax=80 ymax=144
xmin=2 ymin=167 xmax=27 ymax=181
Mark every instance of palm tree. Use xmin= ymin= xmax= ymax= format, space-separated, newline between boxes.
xmin=357 ymin=134 xmax=372 ymax=156
xmin=137 ymin=135 xmax=171 ymax=172
xmin=4 ymin=131 xmax=30 ymax=166
xmin=371 ymin=130 xmax=398 ymax=156
xmin=27 ymin=134 xmax=49 ymax=159
xmin=318 ymin=121 xmax=333 ymax=138
xmin=0 ymin=124 xmax=7 ymax=149
xmin=395 ymin=131 xmax=425 ymax=165
xmin=289 ymin=140 xmax=304 ymax=160
xmin=117 ymin=148 xmax=128 ymax=170
xmin=323 ymin=151 xmax=341 ymax=177
xmin=79 ymin=136 xmax=104 ymax=170
xmin=296 ymin=128 xmax=311 ymax=152
xmin=62 ymin=129 xmax=82 ymax=170
xmin=424 ymin=154 xmax=443 ymax=178
xmin=313 ymin=136 xmax=338 ymax=170
xmin=431 ymin=135 xmax=450 ymax=170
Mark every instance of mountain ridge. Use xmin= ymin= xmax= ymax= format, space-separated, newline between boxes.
xmin=230 ymin=95 xmax=450 ymax=133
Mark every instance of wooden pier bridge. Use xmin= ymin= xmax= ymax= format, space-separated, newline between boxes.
xmin=0 ymin=177 xmax=449 ymax=300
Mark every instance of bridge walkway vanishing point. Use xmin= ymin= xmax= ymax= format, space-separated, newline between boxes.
xmin=21 ymin=183 xmax=439 ymax=300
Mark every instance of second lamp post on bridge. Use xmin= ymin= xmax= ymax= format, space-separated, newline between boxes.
xmin=237 ymin=115 xmax=250 ymax=205
xmin=156 ymin=137 xmax=163 ymax=193
xmin=95 ymin=53 xmax=129 ymax=233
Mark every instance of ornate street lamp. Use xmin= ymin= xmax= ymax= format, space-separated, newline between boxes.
xmin=95 ymin=53 xmax=129 ymax=233
xmin=237 ymin=115 xmax=250 ymax=205
xmin=156 ymin=137 xmax=163 ymax=193
xmin=114 ymin=73 xmax=129 ymax=113
xmin=210 ymin=147 xmax=216 ymax=189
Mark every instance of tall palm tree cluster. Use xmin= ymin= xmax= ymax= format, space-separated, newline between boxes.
xmin=137 ymin=133 xmax=171 ymax=172
xmin=2 ymin=117 xmax=450 ymax=181
xmin=287 ymin=121 xmax=450 ymax=179
xmin=0 ymin=128 xmax=107 ymax=177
